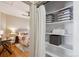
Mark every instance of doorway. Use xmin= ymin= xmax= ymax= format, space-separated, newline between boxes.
xmin=0 ymin=1 xmax=32 ymax=57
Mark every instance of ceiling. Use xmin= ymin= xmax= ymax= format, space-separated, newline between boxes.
xmin=0 ymin=1 xmax=30 ymax=19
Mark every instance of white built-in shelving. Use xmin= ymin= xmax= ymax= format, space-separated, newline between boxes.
xmin=45 ymin=1 xmax=73 ymax=57
xmin=46 ymin=20 xmax=73 ymax=25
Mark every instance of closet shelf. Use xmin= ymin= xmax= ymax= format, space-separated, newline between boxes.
xmin=46 ymin=42 xmax=73 ymax=51
xmin=45 ymin=42 xmax=73 ymax=57
xmin=46 ymin=20 xmax=73 ymax=25
xmin=46 ymin=33 xmax=72 ymax=36
xmin=46 ymin=51 xmax=59 ymax=57
xmin=46 ymin=5 xmax=73 ymax=15
xmin=46 ymin=50 xmax=71 ymax=57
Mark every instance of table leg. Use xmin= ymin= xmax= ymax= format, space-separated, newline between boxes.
xmin=0 ymin=47 xmax=5 ymax=55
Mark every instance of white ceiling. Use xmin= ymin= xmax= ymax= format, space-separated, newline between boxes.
xmin=0 ymin=1 xmax=30 ymax=19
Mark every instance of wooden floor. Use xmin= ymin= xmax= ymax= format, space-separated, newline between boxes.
xmin=0 ymin=44 xmax=30 ymax=57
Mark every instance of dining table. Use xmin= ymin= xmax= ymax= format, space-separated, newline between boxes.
xmin=0 ymin=39 xmax=12 ymax=55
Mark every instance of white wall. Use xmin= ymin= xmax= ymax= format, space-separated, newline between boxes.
xmin=0 ymin=12 xmax=30 ymax=33
xmin=0 ymin=12 xmax=6 ymax=30
xmin=6 ymin=14 xmax=30 ymax=30
xmin=73 ymin=1 xmax=79 ymax=56
xmin=29 ymin=4 xmax=36 ymax=57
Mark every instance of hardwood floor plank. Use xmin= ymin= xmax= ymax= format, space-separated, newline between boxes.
xmin=0 ymin=44 xmax=30 ymax=57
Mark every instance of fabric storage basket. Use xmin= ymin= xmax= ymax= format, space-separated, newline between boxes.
xmin=49 ymin=35 xmax=62 ymax=46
